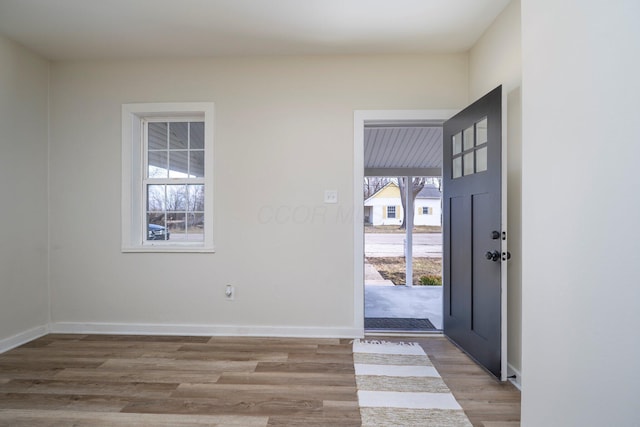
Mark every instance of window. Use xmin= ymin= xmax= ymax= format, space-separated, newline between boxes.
xmin=422 ymin=207 xmax=431 ymax=215
xmin=122 ymin=103 xmax=214 ymax=252
xmin=387 ymin=206 xmax=396 ymax=218
xmin=452 ymin=117 xmax=488 ymax=179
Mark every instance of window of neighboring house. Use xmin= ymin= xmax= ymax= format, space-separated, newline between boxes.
xmin=422 ymin=207 xmax=431 ymax=215
xmin=122 ymin=102 xmax=214 ymax=252
xmin=387 ymin=206 xmax=396 ymax=218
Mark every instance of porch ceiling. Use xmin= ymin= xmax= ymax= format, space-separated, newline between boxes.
xmin=364 ymin=126 xmax=442 ymax=170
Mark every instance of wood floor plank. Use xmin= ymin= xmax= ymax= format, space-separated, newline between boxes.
xmin=217 ymin=371 xmax=357 ymax=387
xmin=0 ymin=409 xmax=269 ymax=427
xmin=53 ymin=368 xmax=222 ymax=384
xmin=81 ymin=335 xmax=211 ymax=343
xmin=98 ymin=358 xmax=258 ymax=372
xmin=172 ymin=383 xmax=357 ymax=402
xmin=255 ymin=362 xmax=354 ymax=374
xmin=0 ymin=392 xmax=130 ymax=412
xmin=3 ymin=379 xmax=178 ymax=398
xmin=120 ymin=396 xmax=325 ymax=416
xmin=287 ymin=352 xmax=354 ymax=363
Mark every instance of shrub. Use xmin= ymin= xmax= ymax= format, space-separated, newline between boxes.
xmin=419 ymin=275 xmax=442 ymax=286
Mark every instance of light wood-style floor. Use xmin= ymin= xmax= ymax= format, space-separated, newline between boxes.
xmin=0 ymin=334 xmax=520 ymax=426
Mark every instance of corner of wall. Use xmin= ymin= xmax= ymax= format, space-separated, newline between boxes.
xmin=46 ymin=60 xmax=52 ymax=327
xmin=0 ymin=325 xmax=50 ymax=354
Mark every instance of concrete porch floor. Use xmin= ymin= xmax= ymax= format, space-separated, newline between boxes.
xmin=365 ymin=285 xmax=443 ymax=330
xmin=364 ymin=260 xmax=443 ymax=330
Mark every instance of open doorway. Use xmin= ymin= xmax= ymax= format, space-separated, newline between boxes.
xmin=359 ymin=117 xmax=448 ymax=333
xmin=354 ymin=110 xmax=455 ymax=332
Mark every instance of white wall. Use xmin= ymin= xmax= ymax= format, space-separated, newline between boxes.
xmin=48 ymin=54 xmax=468 ymax=335
xmin=414 ymin=200 xmax=441 ymax=226
xmin=367 ymin=198 xmax=403 ymax=226
xmin=0 ymin=35 xmax=50 ymax=348
xmin=521 ymin=1 xmax=640 ymax=425
xmin=468 ymin=0 xmax=523 ymax=379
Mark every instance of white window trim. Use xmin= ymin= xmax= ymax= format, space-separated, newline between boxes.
xmin=122 ymin=102 xmax=215 ymax=253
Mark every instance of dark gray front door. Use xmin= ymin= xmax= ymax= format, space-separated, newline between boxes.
xmin=443 ymin=86 xmax=505 ymax=379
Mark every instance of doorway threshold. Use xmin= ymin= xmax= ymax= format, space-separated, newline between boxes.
xmin=365 ymin=330 xmax=443 ymax=338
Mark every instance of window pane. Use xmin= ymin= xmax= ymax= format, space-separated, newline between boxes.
xmin=187 ymin=184 xmax=205 ymax=212
xmin=166 ymin=184 xmax=187 ymax=211
xmin=147 ymin=213 xmax=169 ymax=241
xmin=168 ymin=151 xmax=188 ymax=177
xmin=148 ymin=122 xmax=167 ymax=149
xmin=476 ymin=118 xmax=488 ymax=145
xmin=147 ymin=185 xmax=165 ymax=211
xmin=463 ymin=125 xmax=474 ymax=150
xmin=190 ymin=122 xmax=204 ymax=149
xmin=463 ymin=152 xmax=474 ymax=175
xmin=169 ymin=122 xmax=188 ymax=149
xmin=453 ymin=156 xmax=462 ymax=178
xmin=476 ymin=146 xmax=488 ymax=172
xmin=452 ymin=132 xmax=462 ymax=155
xmin=186 ymin=213 xmax=205 ymax=241
xmin=148 ymin=151 xmax=168 ymax=178
xmin=190 ymin=151 xmax=205 ymax=177
xmin=167 ymin=212 xmax=186 ymax=240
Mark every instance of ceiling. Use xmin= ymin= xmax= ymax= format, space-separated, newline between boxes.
xmin=0 ymin=0 xmax=511 ymax=60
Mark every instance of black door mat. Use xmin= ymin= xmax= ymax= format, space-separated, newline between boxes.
xmin=365 ymin=317 xmax=437 ymax=330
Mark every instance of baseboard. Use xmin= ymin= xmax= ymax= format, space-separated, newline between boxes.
xmin=0 ymin=325 xmax=49 ymax=354
xmin=508 ymin=363 xmax=522 ymax=390
xmin=50 ymin=322 xmax=363 ymax=339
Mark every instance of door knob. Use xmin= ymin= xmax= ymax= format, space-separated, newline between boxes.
xmin=485 ymin=250 xmax=500 ymax=262
xmin=491 ymin=230 xmax=500 ymax=239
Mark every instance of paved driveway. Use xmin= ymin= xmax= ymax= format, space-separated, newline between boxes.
xmin=365 ymin=233 xmax=442 ymax=257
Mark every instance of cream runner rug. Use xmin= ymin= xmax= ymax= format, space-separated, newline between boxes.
xmin=353 ymin=339 xmax=473 ymax=427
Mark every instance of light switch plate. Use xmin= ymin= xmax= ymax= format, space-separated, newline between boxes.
xmin=324 ymin=190 xmax=338 ymax=204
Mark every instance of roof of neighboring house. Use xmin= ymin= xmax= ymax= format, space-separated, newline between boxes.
xmin=416 ymin=184 xmax=442 ymax=199
xmin=364 ymin=182 xmax=399 ymax=204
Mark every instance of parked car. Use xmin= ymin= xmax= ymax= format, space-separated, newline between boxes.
xmin=148 ymin=223 xmax=170 ymax=240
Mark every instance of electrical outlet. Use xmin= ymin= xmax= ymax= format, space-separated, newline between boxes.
xmin=225 ymin=285 xmax=234 ymax=300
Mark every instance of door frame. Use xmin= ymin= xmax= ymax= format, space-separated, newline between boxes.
xmin=353 ymin=109 xmax=458 ymax=334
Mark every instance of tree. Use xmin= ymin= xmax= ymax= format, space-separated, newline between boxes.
xmin=397 ymin=176 xmax=426 ymax=230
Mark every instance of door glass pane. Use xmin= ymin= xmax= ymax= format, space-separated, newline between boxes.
xmin=463 ymin=125 xmax=474 ymax=150
xmin=453 ymin=132 xmax=462 ymax=155
xmin=453 ymin=156 xmax=462 ymax=178
xmin=476 ymin=117 xmax=488 ymax=145
xmin=476 ymin=147 xmax=488 ymax=172
xmin=463 ymin=152 xmax=474 ymax=176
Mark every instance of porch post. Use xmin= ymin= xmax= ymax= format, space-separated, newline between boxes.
xmin=405 ymin=176 xmax=414 ymax=287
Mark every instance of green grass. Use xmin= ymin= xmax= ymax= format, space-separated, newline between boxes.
xmin=366 ymin=256 xmax=442 ymax=286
